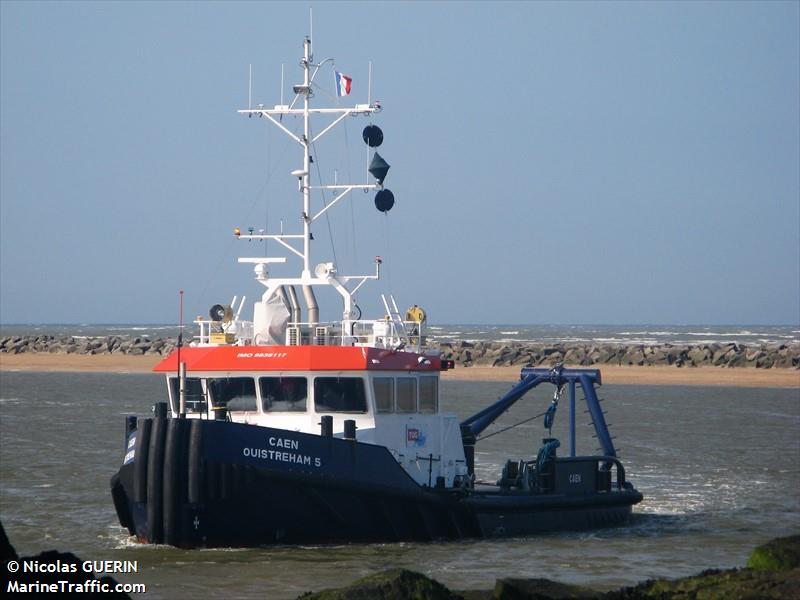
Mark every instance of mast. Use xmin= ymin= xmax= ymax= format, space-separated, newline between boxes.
xmin=301 ymin=36 xmax=312 ymax=279
xmin=235 ymin=31 xmax=390 ymax=345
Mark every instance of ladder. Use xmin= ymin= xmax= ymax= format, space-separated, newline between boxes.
xmin=381 ymin=294 xmax=409 ymax=349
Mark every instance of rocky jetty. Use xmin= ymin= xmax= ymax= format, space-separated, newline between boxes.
xmin=298 ymin=534 xmax=800 ymax=599
xmin=432 ymin=340 xmax=800 ymax=369
xmin=0 ymin=334 xmax=798 ymax=369
xmin=0 ymin=335 xmax=178 ymax=357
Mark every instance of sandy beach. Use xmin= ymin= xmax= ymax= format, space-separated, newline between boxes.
xmin=0 ymin=353 xmax=796 ymax=388
xmin=441 ymin=365 xmax=799 ymax=388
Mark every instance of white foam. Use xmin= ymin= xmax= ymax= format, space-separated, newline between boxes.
xmin=686 ymin=330 xmax=768 ymax=337
xmin=619 ymin=331 xmax=679 ymax=336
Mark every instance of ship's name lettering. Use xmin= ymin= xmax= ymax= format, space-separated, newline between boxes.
xmin=269 ymin=436 xmax=299 ymax=450
xmin=236 ymin=352 xmax=289 ymax=359
xmin=243 ymin=447 xmax=322 ymax=468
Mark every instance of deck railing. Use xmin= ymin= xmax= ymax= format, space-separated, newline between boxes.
xmin=192 ymin=317 xmax=425 ymax=352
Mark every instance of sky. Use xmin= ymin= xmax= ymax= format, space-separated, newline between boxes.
xmin=1 ymin=1 xmax=798 ymax=326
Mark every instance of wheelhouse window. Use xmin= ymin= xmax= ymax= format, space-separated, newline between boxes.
xmin=260 ymin=377 xmax=307 ymax=412
xmin=314 ymin=377 xmax=367 ymax=413
xmin=207 ymin=377 xmax=257 ymax=412
xmin=419 ymin=376 xmax=438 ymax=413
xmin=373 ymin=377 xmax=395 ymax=413
xmin=396 ymin=377 xmax=417 ymax=413
xmin=168 ymin=377 xmax=206 ymax=413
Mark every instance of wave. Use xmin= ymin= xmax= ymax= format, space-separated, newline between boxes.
xmin=618 ymin=331 xmax=680 ymax=336
xmin=685 ymin=330 xmax=767 ymax=337
xmin=106 ymin=325 xmax=175 ymax=331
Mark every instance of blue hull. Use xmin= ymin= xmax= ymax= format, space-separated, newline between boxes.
xmin=110 ymin=418 xmax=641 ymax=547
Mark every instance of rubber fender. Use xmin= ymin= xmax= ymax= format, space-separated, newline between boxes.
xmin=146 ymin=417 xmax=167 ymax=544
xmin=110 ymin=472 xmax=134 ymax=534
xmin=206 ymin=462 xmax=219 ymax=502
xmin=187 ymin=419 xmax=204 ymax=504
xmin=132 ymin=418 xmax=152 ymax=503
xmin=231 ymin=464 xmax=241 ymax=497
xmin=220 ymin=462 xmax=230 ymax=500
xmin=162 ymin=418 xmax=188 ymax=547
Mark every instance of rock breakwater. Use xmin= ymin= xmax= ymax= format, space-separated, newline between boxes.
xmin=0 ymin=335 xmax=798 ymax=369
xmin=432 ymin=340 xmax=799 ymax=369
xmin=0 ymin=335 xmax=177 ymax=357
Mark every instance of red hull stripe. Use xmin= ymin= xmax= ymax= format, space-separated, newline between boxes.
xmin=153 ymin=345 xmax=442 ymax=373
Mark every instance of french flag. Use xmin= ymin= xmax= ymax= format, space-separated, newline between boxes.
xmin=335 ymin=71 xmax=352 ymax=97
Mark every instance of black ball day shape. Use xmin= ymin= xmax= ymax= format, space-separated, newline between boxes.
xmin=374 ymin=189 xmax=395 ymax=212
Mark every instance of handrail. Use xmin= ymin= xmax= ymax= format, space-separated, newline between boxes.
xmin=191 ymin=315 xmax=426 ymax=351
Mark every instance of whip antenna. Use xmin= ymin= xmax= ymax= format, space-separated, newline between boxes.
xmin=177 ymin=289 xmax=186 ymax=418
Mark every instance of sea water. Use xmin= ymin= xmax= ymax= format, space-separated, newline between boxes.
xmin=0 ymin=372 xmax=798 ymax=599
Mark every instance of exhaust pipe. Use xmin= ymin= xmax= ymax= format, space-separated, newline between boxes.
xmin=302 ymin=286 xmax=319 ymax=324
xmin=286 ymin=286 xmax=302 ymax=324
xmin=276 ymin=285 xmax=290 ymax=315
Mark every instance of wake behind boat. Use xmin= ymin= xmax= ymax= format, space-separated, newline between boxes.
xmin=110 ymin=30 xmax=642 ymax=548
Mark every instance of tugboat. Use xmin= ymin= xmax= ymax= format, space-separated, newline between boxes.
xmin=110 ymin=32 xmax=642 ymax=548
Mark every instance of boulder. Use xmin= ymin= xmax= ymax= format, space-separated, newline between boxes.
xmin=621 ymin=347 xmax=645 ymax=366
xmin=747 ymin=535 xmax=800 ymax=571
xmin=712 ymin=344 xmax=737 ymax=366
xmin=298 ymin=568 xmax=455 ymax=600
xmin=612 ymin=567 xmax=800 ymax=600
xmin=687 ymin=346 xmax=710 ymax=366
xmin=726 ymin=353 xmax=747 ymax=368
xmin=0 ymin=519 xmax=131 ymax=598
xmin=563 ymin=348 xmax=586 ymax=364
xmin=492 ymin=577 xmax=596 ymax=599
xmin=757 ymin=355 xmax=776 ymax=369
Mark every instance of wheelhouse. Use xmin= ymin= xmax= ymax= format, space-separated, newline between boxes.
xmin=163 ymin=370 xmax=439 ymax=423
xmin=154 ymin=346 xmax=466 ymax=487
